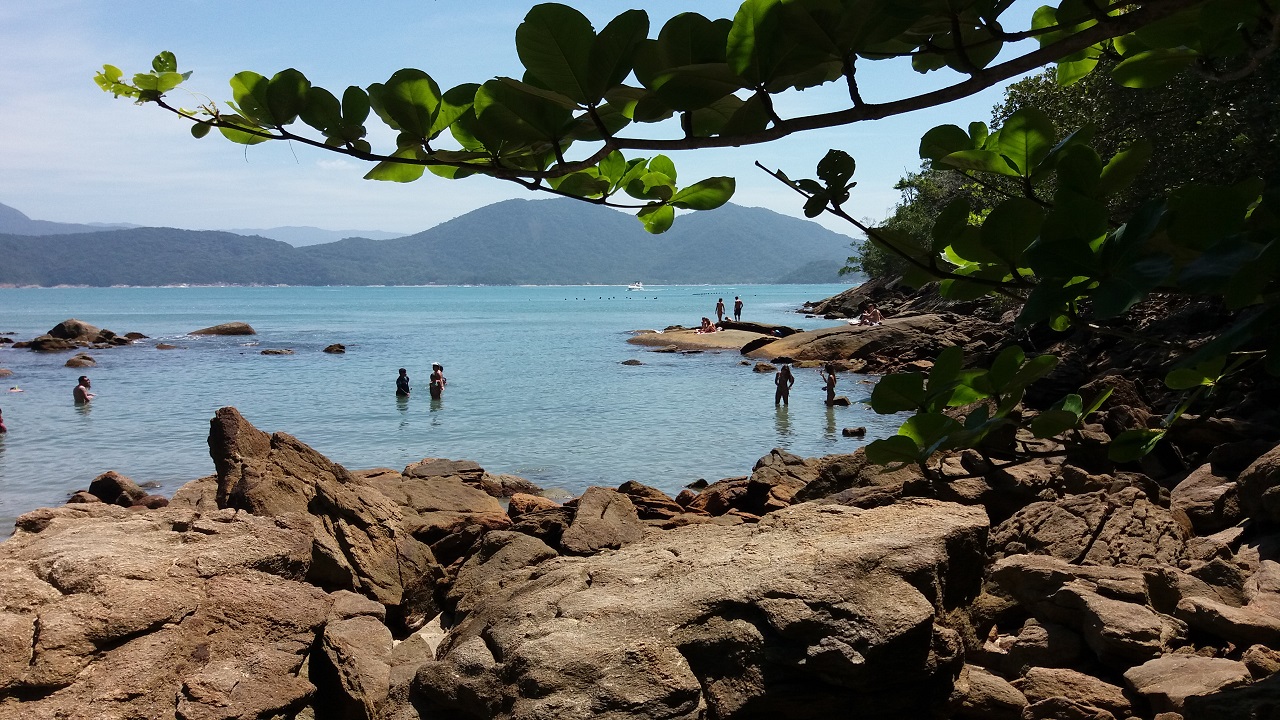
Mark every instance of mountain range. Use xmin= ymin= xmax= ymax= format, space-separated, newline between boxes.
xmin=0 ymin=199 xmax=857 ymax=287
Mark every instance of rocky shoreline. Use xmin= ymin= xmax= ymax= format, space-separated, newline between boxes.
xmin=4 ymin=287 xmax=1280 ymax=719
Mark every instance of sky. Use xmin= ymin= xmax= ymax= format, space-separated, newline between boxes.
xmin=0 ymin=1 xmax=1045 ymax=238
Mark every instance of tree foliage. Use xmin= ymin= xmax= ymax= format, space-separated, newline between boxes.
xmin=100 ymin=0 xmax=1280 ymax=472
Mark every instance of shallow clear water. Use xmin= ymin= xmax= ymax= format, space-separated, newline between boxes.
xmin=0 ymin=284 xmax=895 ymax=532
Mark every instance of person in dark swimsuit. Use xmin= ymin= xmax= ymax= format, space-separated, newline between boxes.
xmin=818 ymin=364 xmax=838 ymax=406
xmin=429 ymin=363 xmax=446 ymax=399
xmin=733 ymin=296 xmax=743 ymax=321
xmin=774 ymin=364 xmax=795 ymax=406
xmin=396 ymin=368 xmax=411 ymax=397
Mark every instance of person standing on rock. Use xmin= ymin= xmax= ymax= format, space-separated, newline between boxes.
xmin=396 ymin=368 xmax=411 ymax=397
xmin=715 ymin=298 xmax=726 ymax=323
xmin=73 ymin=376 xmax=94 ymax=404
xmin=818 ymin=364 xmax=838 ymax=406
xmin=429 ymin=363 xmax=446 ymax=400
xmin=774 ymin=364 xmax=795 ymax=406
xmin=733 ymin=296 xmax=743 ymax=322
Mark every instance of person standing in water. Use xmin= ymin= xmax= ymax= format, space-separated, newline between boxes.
xmin=429 ymin=363 xmax=446 ymax=399
xmin=818 ymin=364 xmax=838 ymax=406
xmin=73 ymin=376 xmax=94 ymax=404
xmin=774 ymin=364 xmax=795 ymax=406
xmin=396 ymin=368 xmax=411 ymax=397
xmin=715 ymin=298 xmax=726 ymax=323
xmin=733 ymin=296 xmax=743 ymax=321
xmin=0 ymin=407 xmax=8 ymax=433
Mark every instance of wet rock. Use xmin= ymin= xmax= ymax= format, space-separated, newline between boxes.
xmin=65 ymin=491 xmax=101 ymax=504
xmin=64 ymin=353 xmax=95 ymax=368
xmin=1124 ymin=655 xmax=1251 ymax=714
xmin=191 ymin=321 xmax=256 ymax=335
xmin=753 ymin=361 xmax=776 ymax=372
xmin=475 ymin=472 xmax=542 ymax=498
xmin=560 ymin=487 xmax=644 ymax=555
xmin=620 ymin=358 xmax=643 ymax=365
xmin=155 ymin=342 xmax=180 ymax=350
xmin=27 ymin=335 xmax=77 ymax=352
xmin=46 ymin=318 xmax=101 ymax=341
xmin=842 ymin=426 xmax=867 ymax=437
xmin=323 ymin=343 xmax=347 ymax=353
xmin=88 ymin=470 xmax=149 ymax=507
xmin=260 ymin=348 xmax=294 ymax=355
xmin=124 ymin=331 xmax=148 ymax=340
xmin=0 ymin=368 xmax=13 ymax=377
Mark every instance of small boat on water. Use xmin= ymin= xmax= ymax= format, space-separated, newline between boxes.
xmin=627 ymin=282 xmax=644 ymax=291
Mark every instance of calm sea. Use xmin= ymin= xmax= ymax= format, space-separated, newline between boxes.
xmin=0 ymin=284 xmax=896 ymax=532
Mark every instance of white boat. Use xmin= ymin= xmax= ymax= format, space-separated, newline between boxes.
xmin=627 ymin=282 xmax=644 ymax=291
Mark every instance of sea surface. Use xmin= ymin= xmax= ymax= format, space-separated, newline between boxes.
xmin=0 ymin=284 xmax=896 ymax=533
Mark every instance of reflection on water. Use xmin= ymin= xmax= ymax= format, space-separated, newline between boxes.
xmin=824 ymin=407 xmax=837 ymax=439
xmin=396 ymin=394 xmax=410 ymax=429
xmin=774 ymin=405 xmax=791 ymax=438
xmin=75 ymin=403 xmax=93 ymax=418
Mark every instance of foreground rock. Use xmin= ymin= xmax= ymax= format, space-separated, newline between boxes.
xmin=414 ymin=499 xmax=989 ymax=720
xmin=0 ymin=504 xmax=331 ymax=718
xmin=191 ymin=321 xmax=256 ymax=335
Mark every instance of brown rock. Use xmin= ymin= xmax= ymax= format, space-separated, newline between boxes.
xmin=475 ymin=472 xmax=542 ymax=498
xmin=507 ymin=492 xmax=559 ymax=520
xmin=617 ymin=480 xmax=684 ymax=520
xmin=0 ymin=368 xmax=13 ymax=377
xmin=1237 ymin=442 xmax=1280 ymax=524
xmin=404 ymin=457 xmax=484 ymax=484
xmin=951 ymin=664 xmax=1028 ymax=720
xmin=207 ymin=407 xmax=443 ymax=630
xmin=1124 ymin=655 xmax=1251 ymax=714
xmin=989 ymin=488 xmax=1187 ymax=568
xmin=64 ymin=353 xmax=95 ymax=368
xmin=1243 ymin=644 xmax=1280 ymax=679
xmin=46 ymin=318 xmax=101 ymax=340
xmin=560 ymin=487 xmax=644 ymax=555
xmin=1015 ymin=667 xmax=1132 ymax=718
xmin=191 ymin=321 xmax=256 ymax=335
xmin=1023 ymin=696 xmax=1118 ymax=719
xmin=88 ymin=470 xmax=149 ymax=507
xmin=753 ymin=361 xmax=776 ymax=373
xmin=364 ymin=471 xmax=512 ymax=563
xmin=317 ymin=615 xmax=394 ymax=720
xmin=1171 ymin=463 xmax=1241 ymax=535
xmin=65 ymin=491 xmax=101 ymax=504
xmin=444 ymin=531 xmax=557 ymax=616
xmin=134 ymin=494 xmax=170 ymax=509
xmin=999 ymin=619 xmax=1086 ymax=675
xmin=510 ymin=506 xmax=575 ymax=548
xmin=260 ymin=348 xmax=294 ymax=355
xmin=155 ymin=342 xmax=180 ymax=350
xmin=323 ymin=343 xmax=346 ymax=353
xmin=124 ymin=332 xmax=148 ymax=340
xmin=28 ymin=335 xmax=77 ymax=352
xmin=621 ymin=358 xmax=643 ymax=365
xmin=169 ymin=475 xmax=220 ymax=510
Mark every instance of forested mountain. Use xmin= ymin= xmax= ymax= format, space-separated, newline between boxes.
xmin=0 ymin=199 xmax=854 ymax=286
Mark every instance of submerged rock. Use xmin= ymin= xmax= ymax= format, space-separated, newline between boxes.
xmin=191 ymin=321 xmax=256 ymax=336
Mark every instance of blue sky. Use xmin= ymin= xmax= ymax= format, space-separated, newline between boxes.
xmin=0 ymin=1 xmax=1044 ymax=237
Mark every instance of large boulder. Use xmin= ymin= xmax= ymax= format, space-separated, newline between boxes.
xmin=560 ymin=486 xmax=645 ymax=555
xmin=989 ymin=487 xmax=1188 ymax=568
xmin=1237 ymin=443 xmax=1280 ymax=524
xmin=411 ymin=500 xmax=989 ymax=720
xmin=46 ymin=319 xmax=100 ymax=341
xmin=1171 ymin=463 xmax=1241 ymax=535
xmin=0 ymin=504 xmax=333 ymax=719
xmin=190 ymin=321 xmax=256 ymax=335
xmin=362 ymin=468 xmax=513 ymax=566
xmin=743 ymin=313 xmax=1001 ymax=369
xmin=207 ymin=407 xmax=443 ymax=630
xmin=1014 ymin=667 xmax=1133 ymax=719
xmin=1124 ymin=655 xmax=1252 ymax=714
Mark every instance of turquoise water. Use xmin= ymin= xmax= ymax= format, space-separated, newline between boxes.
xmin=0 ymin=284 xmax=893 ymax=531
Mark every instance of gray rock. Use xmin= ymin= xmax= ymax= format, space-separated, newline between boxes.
xmin=191 ymin=321 xmax=256 ymax=335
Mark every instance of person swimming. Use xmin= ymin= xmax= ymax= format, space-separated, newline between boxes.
xmin=73 ymin=376 xmax=95 ymax=404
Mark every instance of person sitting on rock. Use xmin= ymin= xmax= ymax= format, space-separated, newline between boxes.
xmin=697 ymin=317 xmax=717 ymax=333
xmin=73 ymin=376 xmax=94 ymax=404
xmin=860 ymin=303 xmax=884 ymax=326
xmin=396 ymin=368 xmax=411 ymax=397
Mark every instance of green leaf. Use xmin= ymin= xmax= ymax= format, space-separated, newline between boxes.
xmin=190 ymin=122 xmax=211 ymax=139
xmin=265 ymin=69 xmax=309 ymax=127
xmin=430 ymin=83 xmax=479 ymax=138
xmin=987 ymin=345 xmax=1026 ymax=394
xmin=300 ymin=87 xmax=342 ymax=136
xmin=649 ymin=155 xmax=677 ymax=183
xmin=473 ymin=78 xmax=573 ymax=145
xmin=598 ymin=151 xmax=626 ymax=185
xmin=982 ymin=197 xmax=1045 ymax=266
xmin=1112 ymin=48 xmax=1198 ymax=88
xmin=516 ymin=3 xmax=596 ymax=104
xmin=998 ymin=107 xmax=1056 ymax=177
xmin=589 ymin=10 xmax=649 ymax=95
xmin=1097 ymin=140 xmax=1153 ymax=197
xmin=637 ymin=203 xmax=675 ymax=233
xmin=1109 ymin=428 xmax=1166 ymax=462
xmin=920 ymin=125 xmax=972 ymax=161
xmin=377 ymin=69 xmax=443 ymax=139
xmin=363 ymin=146 xmax=426 ymax=182
xmin=229 ymin=71 xmax=273 ymax=127
xmin=817 ymin=149 xmax=855 ymax=188
xmin=1010 ymin=354 xmax=1059 ymax=389
xmin=152 ymin=51 xmax=178 ymax=73
xmin=869 ymin=372 xmax=926 ymax=414
xmin=1030 ymin=409 xmax=1080 ymax=438
xmin=900 ymin=413 xmax=963 ymax=455
xmin=1057 ymin=54 xmax=1099 ymax=85
xmin=1091 ymin=255 xmax=1175 ymax=318
xmin=931 ymin=197 xmax=971 ymax=253
xmin=342 ymin=86 xmax=371 ymax=129
xmin=216 ymin=114 xmax=270 ymax=145
xmin=550 ymin=171 xmax=610 ymax=197
xmin=937 ymin=149 xmax=1021 ymax=177
xmin=671 ymin=177 xmax=735 ymax=210
xmin=865 ymin=435 xmax=922 ymax=465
